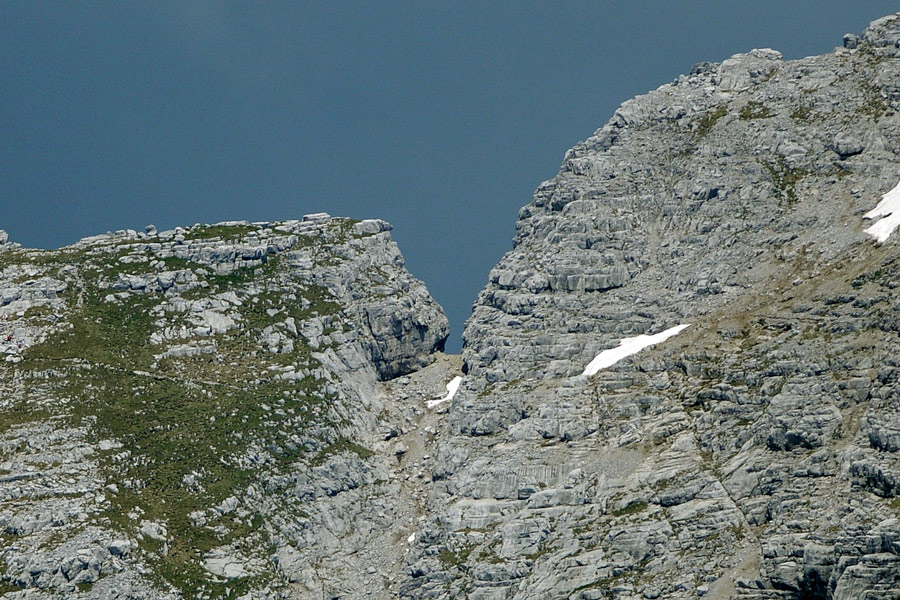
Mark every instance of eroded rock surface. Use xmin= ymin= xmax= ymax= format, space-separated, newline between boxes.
xmin=0 ymin=217 xmax=451 ymax=598
xmin=7 ymin=12 xmax=900 ymax=600
xmin=402 ymin=13 xmax=900 ymax=600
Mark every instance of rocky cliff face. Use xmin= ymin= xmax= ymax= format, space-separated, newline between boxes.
xmin=403 ymin=13 xmax=900 ymax=600
xmin=7 ymin=12 xmax=900 ymax=600
xmin=0 ymin=216 xmax=452 ymax=598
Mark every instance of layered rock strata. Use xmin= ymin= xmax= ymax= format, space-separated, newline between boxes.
xmin=0 ymin=216 xmax=450 ymax=598
xmin=7 ymin=12 xmax=900 ymax=600
xmin=402 ymin=13 xmax=900 ymax=600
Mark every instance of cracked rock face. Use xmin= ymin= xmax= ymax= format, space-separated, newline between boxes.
xmin=401 ymin=13 xmax=900 ymax=600
xmin=0 ymin=216 xmax=449 ymax=598
xmin=7 ymin=12 xmax=900 ymax=600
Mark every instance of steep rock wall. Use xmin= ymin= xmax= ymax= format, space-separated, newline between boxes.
xmin=0 ymin=215 xmax=448 ymax=598
xmin=402 ymin=14 xmax=900 ymax=600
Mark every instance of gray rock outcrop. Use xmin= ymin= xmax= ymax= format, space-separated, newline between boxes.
xmin=0 ymin=216 xmax=449 ymax=598
xmin=7 ymin=11 xmax=900 ymax=600
xmin=403 ymin=12 xmax=900 ymax=600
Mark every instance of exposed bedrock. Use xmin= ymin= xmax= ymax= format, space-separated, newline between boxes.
xmin=399 ymin=13 xmax=900 ymax=600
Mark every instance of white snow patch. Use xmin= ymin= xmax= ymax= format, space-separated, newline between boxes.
xmin=864 ymin=180 xmax=900 ymax=243
xmin=426 ymin=376 xmax=463 ymax=409
xmin=582 ymin=324 xmax=690 ymax=377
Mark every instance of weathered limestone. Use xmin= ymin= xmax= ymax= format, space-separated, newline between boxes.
xmin=0 ymin=217 xmax=448 ymax=598
xmin=6 ymin=11 xmax=900 ymax=600
xmin=400 ymin=12 xmax=900 ymax=600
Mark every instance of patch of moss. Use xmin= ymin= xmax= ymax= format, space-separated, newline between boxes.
xmin=16 ymin=257 xmax=345 ymax=596
xmin=331 ymin=218 xmax=362 ymax=240
xmin=22 ymin=304 xmax=55 ymax=319
xmin=160 ymin=256 xmax=204 ymax=271
xmin=313 ymin=438 xmax=374 ymax=466
xmin=207 ymin=266 xmax=265 ymax=292
xmin=791 ymin=105 xmax=813 ymax=121
xmin=23 ymin=290 xmax=157 ymax=369
xmin=0 ymin=252 xmax=20 ymax=271
xmin=0 ymin=580 xmax=23 ymax=594
xmin=239 ymin=285 xmax=340 ymax=332
xmin=64 ymin=356 xmax=330 ymax=595
xmin=761 ymin=155 xmax=807 ymax=207
xmin=0 ymin=556 xmax=20 ymax=593
xmin=22 ymin=250 xmax=70 ymax=267
xmin=740 ymin=101 xmax=774 ymax=120
xmin=439 ymin=545 xmax=474 ymax=568
xmin=695 ymin=105 xmax=728 ymax=136
xmin=611 ymin=500 xmax=649 ymax=517
xmin=860 ymin=83 xmax=891 ymax=119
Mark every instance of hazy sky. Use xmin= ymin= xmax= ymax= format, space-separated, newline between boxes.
xmin=1 ymin=2 xmax=897 ymax=351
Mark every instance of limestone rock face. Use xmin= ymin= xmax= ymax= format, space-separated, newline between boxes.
xmin=8 ymin=12 xmax=900 ymax=600
xmin=0 ymin=217 xmax=450 ymax=598
xmin=402 ymin=12 xmax=900 ymax=600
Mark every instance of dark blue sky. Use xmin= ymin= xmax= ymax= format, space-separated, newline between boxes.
xmin=1 ymin=2 xmax=897 ymax=351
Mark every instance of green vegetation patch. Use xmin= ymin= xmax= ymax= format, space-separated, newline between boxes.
xmin=313 ymin=438 xmax=374 ymax=466
xmin=761 ymin=155 xmax=807 ymax=207
xmin=0 ymin=250 xmax=26 ymax=271
xmin=23 ymin=290 xmax=157 ymax=369
xmin=0 ymin=579 xmax=23 ymax=594
xmin=611 ymin=500 xmax=649 ymax=517
xmin=0 ymin=557 xmax=22 ymax=594
xmin=740 ymin=101 xmax=774 ymax=120
xmin=16 ymin=254 xmax=353 ymax=597
xmin=860 ymin=83 xmax=891 ymax=119
xmin=22 ymin=250 xmax=71 ymax=267
xmin=240 ymin=285 xmax=341 ymax=332
xmin=160 ymin=256 xmax=205 ymax=271
xmin=41 ymin=356 xmax=327 ymax=596
xmin=791 ymin=105 xmax=813 ymax=121
xmin=22 ymin=304 xmax=55 ymax=320
xmin=331 ymin=218 xmax=362 ymax=239
xmin=695 ymin=105 xmax=728 ymax=136
xmin=0 ymin=402 xmax=51 ymax=437
xmin=205 ymin=266 xmax=266 ymax=292
xmin=439 ymin=545 xmax=474 ymax=568
xmin=0 ymin=248 xmax=76 ymax=272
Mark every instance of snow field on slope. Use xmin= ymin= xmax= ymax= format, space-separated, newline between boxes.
xmin=582 ymin=324 xmax=690 ymax=377
xmin=426 ymin=375 xmax=463 ymax=408
xmin=864 ymin=180 xmax=900 ymax=243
